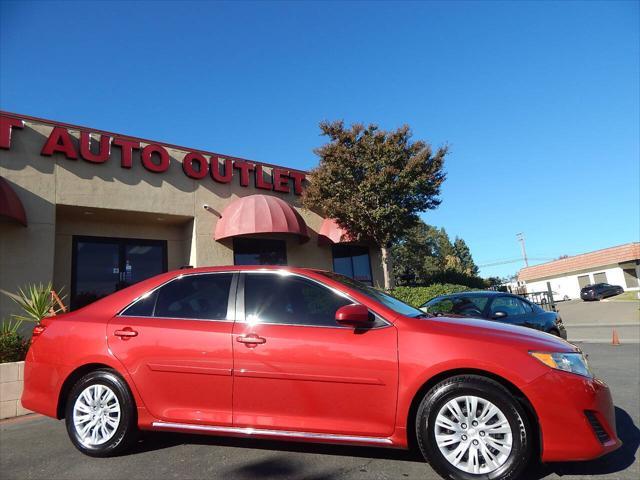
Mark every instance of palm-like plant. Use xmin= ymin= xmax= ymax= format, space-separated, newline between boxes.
xmin=3 ymin=283 xmax=66 ymax=327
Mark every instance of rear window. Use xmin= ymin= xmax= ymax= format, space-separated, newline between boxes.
xmin=121 ymin=273 xmax=233 ymax=320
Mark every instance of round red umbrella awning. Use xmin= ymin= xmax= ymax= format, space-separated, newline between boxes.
xmin=318 ymin=218 xmax=353 ymax=245
xmin=0 ymin=176 xmax=27 ymax=226
xmin=214 ymin=194 xmax=309 ymax=241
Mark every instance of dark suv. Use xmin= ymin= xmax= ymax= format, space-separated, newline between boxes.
xmin=580 ymin=283 xmax=624 ymax=301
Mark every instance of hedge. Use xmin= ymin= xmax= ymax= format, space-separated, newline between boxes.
xmin=389 ymin=284 xmax=473 ymax=308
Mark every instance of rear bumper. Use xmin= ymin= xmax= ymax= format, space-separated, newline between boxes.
xmin=523 ymin=370 xmax=621 ymax=462
xmin=21 ymin=357 xmax=68 ymax=418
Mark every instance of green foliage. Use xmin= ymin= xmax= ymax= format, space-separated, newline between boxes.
xmin=302 ymin=121 xmax=448 ymax=288
xmin=3 ymin=283 xmax=65 ymax=326
xmin=0 ymin=327 xmax=29 ymax=363
xmin=392 ymin=220 xmax=482 ymax=287
xmin=389 ymin=284 xmax=473 ymax=308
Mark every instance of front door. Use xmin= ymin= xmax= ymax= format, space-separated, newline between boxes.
xmin=71 ymin=236 xmax=167 ymax=310
xmin=232 ymin=272 xmax=398 ymax=437
xmin=107 ymin=272 xmax=236 ymax=425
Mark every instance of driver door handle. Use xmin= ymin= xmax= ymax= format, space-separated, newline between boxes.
xmin=114 ymin=328 xmax=138 ymax=338
xmin=236 ymin=334 xmax=266 ymax=347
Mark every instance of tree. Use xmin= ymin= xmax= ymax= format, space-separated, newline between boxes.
xmin=302 ymin=121 xmax=447 ymax=289
xmin=453 ymin=237 xmax=479 ymax=276
xmin=391 ymin=222 xmax=440 ymax=285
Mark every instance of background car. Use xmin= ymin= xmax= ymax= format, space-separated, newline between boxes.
xmin=580 ymin=283 xmax=624 ymax=301
xmin=421 ymin=291 xmax=567 ymax=338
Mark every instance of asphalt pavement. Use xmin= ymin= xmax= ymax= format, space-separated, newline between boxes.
xmin=1 ymin=343 xmax=638 ymax=480
xmin=557 ymin=299 xmax=640 ymax=343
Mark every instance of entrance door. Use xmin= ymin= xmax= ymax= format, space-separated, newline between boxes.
xmin=232 ymin=272 xmax=398 ymax=437
xmin=71 ymin=236 xmax=167 ymax=310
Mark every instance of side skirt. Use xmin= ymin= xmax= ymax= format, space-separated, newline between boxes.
xmin=151 ymin=421 xmax=395 ymax=446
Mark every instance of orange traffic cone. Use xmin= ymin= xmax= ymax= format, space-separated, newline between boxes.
xmin=612 ymin=328 xmax=621 ymax=346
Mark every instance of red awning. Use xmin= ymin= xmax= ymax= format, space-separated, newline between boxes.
xmin=214 ymin=194 xmax=309 ymax=241
xmin=0 ymin=176 xmax=27 ymax=226
xmin=318 ymin=218 xmax=353 ymax=245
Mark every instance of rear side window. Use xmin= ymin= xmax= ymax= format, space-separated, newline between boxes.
xmin=243 ymin=273 xmax=351 ymax=327
xmin=121 ymin=273 xmax=233 ymax=320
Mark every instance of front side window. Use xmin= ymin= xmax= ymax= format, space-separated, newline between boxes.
xmin=234 ymin=238 xmax=287 ymax=266
xmin=243 ymin=273 xmax=352 ymax=327
xmin=318 ymin=271 xmax=424 ymax=318
xmin=489 ymin=296 xmax=526 ymax=316
xmin=121 ymin=273 xmax=233 ymax=320
xmin=332 ymin=245 xmax=372 ymax=285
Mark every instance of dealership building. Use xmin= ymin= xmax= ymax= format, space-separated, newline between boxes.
xmin=518 ymin=243 xmax=640 ymax=300
xmin=0 ymin=112 xmax=383 ymax=320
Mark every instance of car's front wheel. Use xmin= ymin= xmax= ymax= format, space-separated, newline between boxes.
xmin=65 ymin=369 xmax=137 ymax=457
xmin=416 ymin=375 xmax=532 ymax=480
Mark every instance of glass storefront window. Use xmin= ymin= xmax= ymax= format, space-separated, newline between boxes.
xmin=233 ymin=238 xmax=287 ymax=265
xmin=332 ymin=245 xmax=372 ymax=285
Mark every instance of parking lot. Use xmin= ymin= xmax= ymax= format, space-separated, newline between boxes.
xmin=558 ymin=299 xmax=640 ymax=343
xmin=1 ymin=342 xmax=638 ymax=480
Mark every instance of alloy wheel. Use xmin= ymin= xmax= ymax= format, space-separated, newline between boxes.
xmin=433 ymin=394 xmax=513 ymax=474
xmin=72 ymin=384 xmax=121 ymax=447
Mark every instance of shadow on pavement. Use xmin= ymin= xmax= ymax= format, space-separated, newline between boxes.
xmin=129 ymin=406 xmax=638 ymax=478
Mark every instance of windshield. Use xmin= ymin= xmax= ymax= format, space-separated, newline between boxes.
xmin=318 ymin=271 xmax=425 ymax=317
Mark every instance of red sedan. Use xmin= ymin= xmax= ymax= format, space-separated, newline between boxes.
xmin=22 ymin=266 xmax=620 ymax=480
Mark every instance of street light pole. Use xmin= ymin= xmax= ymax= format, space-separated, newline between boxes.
xmin=516 ymin=232 xmax=529 ymax=267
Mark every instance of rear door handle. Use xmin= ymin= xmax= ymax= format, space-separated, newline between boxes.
xmin=114 ymin=328 xmax=138 ymax=338
xmin=236 ymin=334 xmax=266 ymax=347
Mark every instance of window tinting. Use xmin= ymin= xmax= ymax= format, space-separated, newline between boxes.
xmin=122 ymin=274 xmax=232 ymax=320
xmin=332 ymin=245 xmax=372 ymax=284
xmin=121 ymin=290 xmax=158 ymax=316
xmin=234 ymin=238 xmax=287 ymax=266
xmin=244 ymin=273 xmax=352 ymax=327
xmin=424 ymin=296 xmax=488 ymax=316
xmin=489 ymin=296 xmax=526 ymax=316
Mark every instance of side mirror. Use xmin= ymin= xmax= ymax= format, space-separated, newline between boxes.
xmin=335 ymin=304 xmax=372 ymax=328
xmin=492 ymin=311 xmax=508 ymax=319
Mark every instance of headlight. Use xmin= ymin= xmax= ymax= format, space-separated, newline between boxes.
xmin=530 ymin=351 xmax=592 ymax=378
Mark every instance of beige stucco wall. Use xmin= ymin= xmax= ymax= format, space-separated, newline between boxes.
xmin=0 ymin=115 xmax=384 ymax=322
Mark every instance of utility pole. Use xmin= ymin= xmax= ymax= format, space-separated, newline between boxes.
xmin=516 ymin=232 xmax=529 ymax=267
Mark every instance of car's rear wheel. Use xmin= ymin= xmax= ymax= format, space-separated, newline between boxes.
xmin=416 ymin=375 xmax=532 ymax=480
xmin=65 ymin=369 xmax=137 ymax=457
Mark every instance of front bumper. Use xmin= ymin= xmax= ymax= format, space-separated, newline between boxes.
xmin=523 ymin=370 xmax=621 ymax=462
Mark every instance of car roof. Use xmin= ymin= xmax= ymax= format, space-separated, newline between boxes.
xmin=428 ymin=290 xmax=518 ymax=300
xmin=167 ymin=265 xmax=329 ymax=275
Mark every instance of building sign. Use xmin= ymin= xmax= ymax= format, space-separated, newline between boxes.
xmin=0 ymin=115 xmax=306 ymax=195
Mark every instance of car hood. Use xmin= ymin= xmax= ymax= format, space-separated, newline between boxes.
xmin=410 ymin=315 xmax=578 ymax=353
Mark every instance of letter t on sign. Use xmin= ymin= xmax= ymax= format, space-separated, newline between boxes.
xmin=0 ymin=116 xmax=24 ymax=150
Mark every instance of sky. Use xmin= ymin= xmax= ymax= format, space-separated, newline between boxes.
xmin=1 ymin=0 xmax=638 ymax=278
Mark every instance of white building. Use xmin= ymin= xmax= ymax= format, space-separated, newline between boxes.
xmin=518 ymin=243 xmax=640 ymax=300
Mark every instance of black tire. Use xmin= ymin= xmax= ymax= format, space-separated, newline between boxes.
xmin=549 ymin=328 xmax=561 ymax=337
xmin=416 ymin=375 xmax=532 ymax=480
xmin=65 ymin=369 xmax=137 ymax=457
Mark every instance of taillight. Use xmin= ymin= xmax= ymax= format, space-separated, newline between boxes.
xmin=31 ymin=324 xmax=46 ymax=343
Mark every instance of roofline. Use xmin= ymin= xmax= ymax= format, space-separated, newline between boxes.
xmin=518 ymin=242 xmax=640 ymax=282
xmin=0 ymin=110 xmax=309 ymax=175
xmin=518 ymin=242 xmax=639 ymax=275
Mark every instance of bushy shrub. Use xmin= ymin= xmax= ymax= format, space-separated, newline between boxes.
xmin=0 ymin=330 xmax=29 ymax=363
xmin=390 ymin=284 xmax=473 ymax=308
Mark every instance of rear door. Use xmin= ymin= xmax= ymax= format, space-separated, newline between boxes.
xmin=232 ymin=272 xmax=398 ymax=437
xmin=108 ymin=272 xmax=236 ymax=426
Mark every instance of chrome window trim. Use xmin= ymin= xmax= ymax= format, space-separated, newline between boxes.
xmin=237 ymin=270 xmax=392 ymax=330
xmin=116 ymin=271 xmax=239 ymax=321
xmin=151 ymin=421 xmax=393 ymax=445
